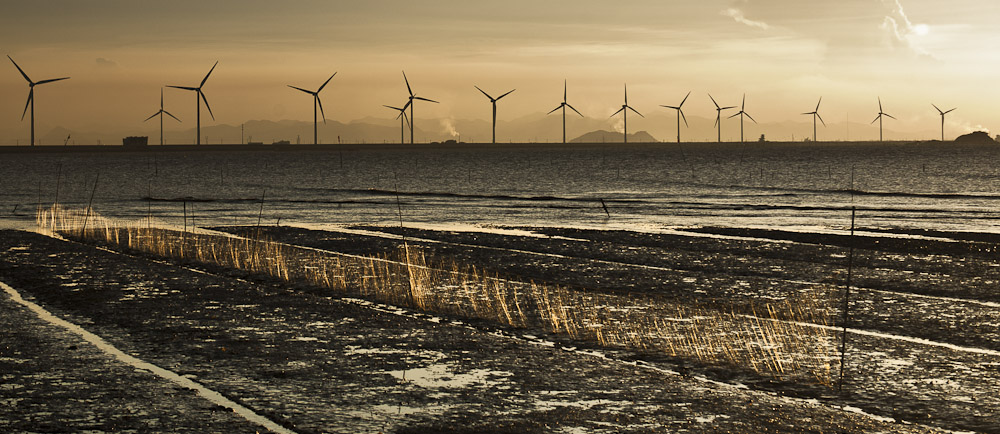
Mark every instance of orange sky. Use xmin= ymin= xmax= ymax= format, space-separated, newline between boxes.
xmin=1 ymin=0 xmax=998 ymax=143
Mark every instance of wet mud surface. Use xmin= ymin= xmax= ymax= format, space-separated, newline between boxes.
xmin=0 ymin=226 xmax=990 ymax=432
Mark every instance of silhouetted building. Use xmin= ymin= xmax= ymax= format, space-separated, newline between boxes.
xmin=123 ymin=136 xmax=148 ymax=148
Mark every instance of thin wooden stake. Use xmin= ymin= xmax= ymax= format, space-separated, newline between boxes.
xmin=82 ymin=172 xmax=99 ymax=235
xmin=838 ymin=206 xmax=856 ymax=393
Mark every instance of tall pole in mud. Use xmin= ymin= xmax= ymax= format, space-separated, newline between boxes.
xmin=394 ymin=181 xmax=416 ymax=305
xmin=82 ymin=172 xmax=99 ymax=235
xmin=838 ymin=206 xmax=856 ymax=393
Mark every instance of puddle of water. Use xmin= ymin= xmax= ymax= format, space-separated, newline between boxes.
xmin=388 ymin=363 xmax=511 ymax=389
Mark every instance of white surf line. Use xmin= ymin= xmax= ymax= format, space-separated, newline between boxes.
xmin=746 ymin=314 xmax=1000 ymax=358
xmin=323 ymin=226 xmax=1000 ymax=310
xmin=0 ymin=280 xmax=297 ymax=434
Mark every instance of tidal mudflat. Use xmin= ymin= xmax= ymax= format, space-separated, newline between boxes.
xmin=4 ymin=209 xmax=997 ymax=432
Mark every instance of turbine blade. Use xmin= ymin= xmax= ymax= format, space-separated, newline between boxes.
xmin=563 ymin=79 xmax=567 ymax=102
xmin=624 ymin=83 xmax=628 ymax=105
xmin=566 ymin=103 xmax=583 ymax=117
xmin=317 ymin=96 xmax=327 ymax=124
xmin=474 ymin=85 xmax=493 ymax=100
xmin=815 ymin=96 xmax=822 ymax=112
xmin=628 ymin=106 xmax=643 ymax=118
xmin=200 ymin=91 xmax=215 ymax=120
xmin=745 ymin=112 xmax=757 ymax=124
xmin=288 ymin=85 xmax=315 ymax=95
xmin=932 ymin=103 xmax=942 ymax=114
xmin=200 ymin=61 xmax=218 ymax=87
xmin=317 ymin=72 xmax=336 ymax=93
xmin=415 ymin=96 xmax=438 ymax=103
xmin=403 ymin=111 xmax=411 ymax=129
xmin=402 ymin=71 xmax=413 ymax=96
xmin=610 ymin=107 xmax=625 ymax=118
xmin=144 ymin=111 xmax=161 ymax=122
xmin=402 ymin=100 xmax=412 ymax=111
xmin=497 ymin=89 xmax=515 ymax=100
xmin=816 ymin=113 xmax=826 ymax=126
xmin=167 ymin=85 xmax=198 ymax=91
xmin=679 ymin=91 xmax=691 ymax=107
xmin=714 ymin=115 xmax=720 ymax=128
xmin=21 ymin=89 xmax=32 ymax=121
xmin=35 ymin=77 xmax=70 ymax=85
xmin=871 ymin=115 xmax=880 ymax=124
xmin=661 ymin=105 xmax=680 ymax=109
xmin=708 ymin=93 xmax=720 ymax=109
xmin=384 ymin=105 xmax=404 ymax=111
xmin=741 ymin=93 xmax=746 ymax=110
xmin=884 ymin=113 xmax=896 ymax=120
xmin=728 ymin=112 xmax=741 ymax=119
xmin=944 ymin=108 xmax=956 ymax=114
xmin=7 ymin=55 xmax=32 ymax=83
xmin=878 ymin=97 xmax=883 ymax=112
xmin=802 ymin=112 xmax=813 ymax=116
xmin=164 ymin=110 xmax=181 ymax=122
xmin=722 ymin=106 xmax=737 ymax=110
xmin=680 ymin=109 xmax=689 ymax=127
xmin=547 ymin=104 xmax=563 ymax=115
xmin=395 ymin=111 xmax=403 ymax=120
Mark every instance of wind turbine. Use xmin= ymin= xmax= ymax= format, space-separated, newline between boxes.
xmin=547 ymin=80 xmax=584 ymax=144
xmin=401 ymin=71 xmax=438 ymax=144
xmin=384 ymin=104 xmax=410 ymax=144
xmin=871 ymin=97 xmax=896 ymax=142
xmin=708 ymin=94 xmax=736 ymax=143
xmin=727 ymin=94 xmax=757 ymax=143
xmin=167 ymin=61 xmax=218 ymax=145
xmin=474 ymin=86 xmax=515 ymax=144
xmin=802 ymin=97 xmax=825 ymax=142
xmin=610 ymin=84 xmax=644 ymax=144
xmin=932 ymin=104 xmax=956 ymax=141
xmin=8 ymin=55 xmax=70 ymax=147
xmin=661 ymin=91 xmax=690 ymax=144
xmin=288 ymin=72 xmax=336 ymax=145
xmin=144 ymin=88 xmax=181 ymax=146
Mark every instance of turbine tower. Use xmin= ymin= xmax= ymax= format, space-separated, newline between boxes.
xmin=167 ymin=61 xmax=218 ymax=145
xmin=288 ymin=72 xmax=336 ymax=145
xmin=547 ymin=80 xmax=583 ymax=144
xmin=474 ymin=86 xmax=515 ymax=144
xmin=144 ymin=88 xmax=181 ymax=146
xmin=401 ymin=71 xmax=438 ymax=144
xmin=384 ymin=105 xmax=410 ymax=144
xmin=8 ymin=55 xmax=70 ymax=147
xmin=661 ymin=91 xmax=691 ymax=144
xmin=932 ymin=104 xmax=956 ymax=141
xmin=802 ymin=97 xmax=825 ymax=142
xmin=871 ymin=97 xmax=896 ymax=142
xmin=727 ymin=94 xmax=757 ymax=143
xmin=610 ymin=84 xmax=643 ymax=144
xmin=708 ymin=94 xmax=736 ymax=143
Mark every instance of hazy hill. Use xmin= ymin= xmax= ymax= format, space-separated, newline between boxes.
xmin=570 ymin=130 xmax=658 ymax=143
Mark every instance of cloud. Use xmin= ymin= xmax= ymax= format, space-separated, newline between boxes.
xmin=95 ymin=57 xmax=117 ymax=67
xmin=721 ymin=7 xmax=770 ymax=30
xmin=880 ymin=0 xmax=930 ymax=56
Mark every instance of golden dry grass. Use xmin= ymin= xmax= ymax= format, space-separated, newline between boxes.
xmin=40 ymin=206 xmax=840 ymax=386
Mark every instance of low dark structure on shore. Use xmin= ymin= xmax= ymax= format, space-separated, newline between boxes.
xmin=122 ymin=136 xmax=148 ymax=148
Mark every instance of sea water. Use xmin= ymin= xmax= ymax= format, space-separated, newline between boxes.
xmin=2 ymin=141 xmax=1000 ymax=233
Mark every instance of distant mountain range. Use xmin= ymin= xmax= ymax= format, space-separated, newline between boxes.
xmin=0 ymin=111 xmax=969 ymax=146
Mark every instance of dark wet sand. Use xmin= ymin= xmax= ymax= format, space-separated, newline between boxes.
xmin=2 ymin=226 xmax=992 ymax=433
